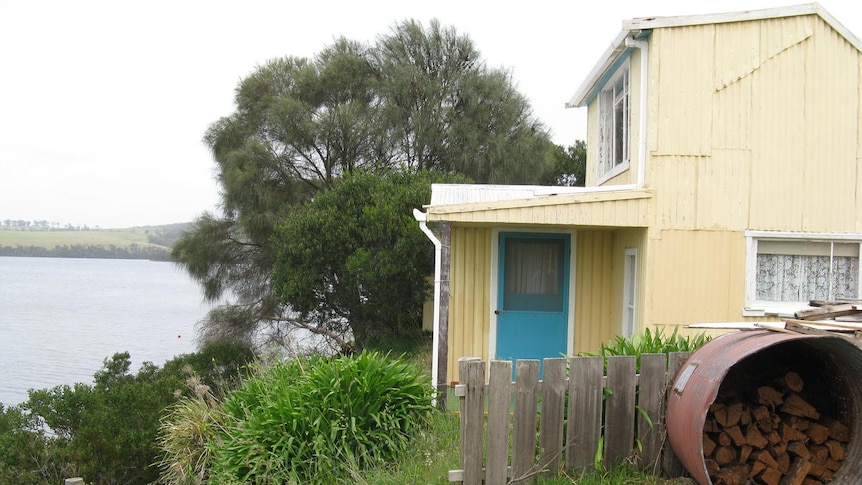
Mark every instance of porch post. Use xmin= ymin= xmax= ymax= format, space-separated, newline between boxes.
xmin=437 ymin=221 xmax=451 ymax=403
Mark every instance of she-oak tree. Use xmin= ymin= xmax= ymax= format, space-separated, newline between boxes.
xmin=173 ymin=19 xmax=557 ymax=353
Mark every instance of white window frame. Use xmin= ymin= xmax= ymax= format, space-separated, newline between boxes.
xmin=622 ymin=248 xmax=638 ymax=338
xmin=744 ymin=231 xmax=862 ymax=317
xmin=597 ymin=59 xmax=631 ymax=184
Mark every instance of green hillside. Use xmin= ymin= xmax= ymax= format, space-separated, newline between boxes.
xmin=0 ymin=223 xmax=191 ymax=260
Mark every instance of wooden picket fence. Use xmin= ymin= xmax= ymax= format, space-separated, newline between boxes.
xmin=448 ymin=352 xmax=691 ymax=484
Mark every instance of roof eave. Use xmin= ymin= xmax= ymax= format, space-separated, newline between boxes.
xmin=566 ymin=29 xmax=631 ymax=108
xmin=565 ymin=3 xmax=862 ymax=109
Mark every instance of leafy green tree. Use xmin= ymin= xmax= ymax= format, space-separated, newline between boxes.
xmin=174 ymin=18 xmax=556 ymax=352
xmin=0 ymin=404 xmax=70 ymax=484
xmin=271 ymin=170 xmax=462 ymax=349
xmin=544 ymin=141 xmax=587 ymax=186
xmin=373 ymin=19 xmax=554 ymax=182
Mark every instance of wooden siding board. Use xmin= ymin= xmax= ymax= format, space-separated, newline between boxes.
xmin=745 ymin=15 xmax=861 ymax=233
xmin=653 ymin=156 xmax=697 ymax=230
xmin=574 ymin=231 xmax=616 ymax=353
xmin=646 ymin=230 xmax=746 ymax=326
xmin=801 ymin=19 xmax=859 ymax=233
xmin=449 ymin=227 xmax=491 ymax=383
xmin=426 ymin=193 xmax=651 ymax=228
xmin=748 ymin=25 xmax=807 ymax=231
xmin=712 ymin=76 xmax=753 ymax=151
xmin=714 ymin=20 xmax=761 ymax=94
xmin=654 ymin=26 xmax=713 ymax=157
xmin=695 ymin=149 xmax=752 ymax=231
xmin=712 ymin=19 xmax=755 ymax=151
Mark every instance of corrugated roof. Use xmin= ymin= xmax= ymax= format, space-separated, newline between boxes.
xmin=566 ymin=3 xmax=862 ymax=108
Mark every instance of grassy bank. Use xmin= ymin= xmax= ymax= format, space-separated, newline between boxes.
xmin=0 ymin=228 xmax=158 ymax=250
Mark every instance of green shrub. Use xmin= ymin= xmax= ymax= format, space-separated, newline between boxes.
xmin=17 ymin=342 xmax=253 ymax=485
xmin=210 ymin=350 xmax=434 ymax=484
xmin=0 ymin=404 xmax=73 ymax=485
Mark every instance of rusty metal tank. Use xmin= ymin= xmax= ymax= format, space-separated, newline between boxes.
xmin=666 ymin=330 xmax=862 ymax=484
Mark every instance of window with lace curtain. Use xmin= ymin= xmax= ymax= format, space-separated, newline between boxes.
xmin=746 ymin=233 xmax=861 ymax=312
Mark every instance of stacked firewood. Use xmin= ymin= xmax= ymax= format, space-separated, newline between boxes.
xmin=703 ymin=371 xmax=851 ymax=485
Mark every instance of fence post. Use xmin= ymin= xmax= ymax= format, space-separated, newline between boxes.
xmin=604 ymin=355 xmax=637 ymax=466
xmin=486 ymin=360 xmax=512 ymax=485
xmin=566 ymin=356 xmax=603 ymax=471
xmin=539 ymin=358 xmax=566 ymax=476
xmin=662 ymin=351 xmax=691 ymax=477
xmin=458 ymin=357 xmax=485 ymax=485
xmin=511 ymin=360 xmax=539 ymax=484
xmin=638 ymin=353 xmax=667 ymax=470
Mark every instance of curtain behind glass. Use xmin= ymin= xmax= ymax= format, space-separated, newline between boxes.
xmin=505 ymin=240 xmax=562 ymax=296
xmin=756 ymin=254 xmax=858 ymax=301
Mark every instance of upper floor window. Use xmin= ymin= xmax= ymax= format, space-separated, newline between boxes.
xmin=597 ymin=62 xmax=630 ymax=182
xmin=745 ymin=232 xmax=861 ymax=315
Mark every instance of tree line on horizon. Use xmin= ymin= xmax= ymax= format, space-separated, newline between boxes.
xmin=0 ymin=243 xmax=172 ymax=261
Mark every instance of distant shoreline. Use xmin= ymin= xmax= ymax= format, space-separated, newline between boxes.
xmin=0 ymin=223 xmax=191 ymax=261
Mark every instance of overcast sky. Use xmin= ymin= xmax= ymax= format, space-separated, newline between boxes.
xmin=1 ymin=1 xmax=860 ymax=228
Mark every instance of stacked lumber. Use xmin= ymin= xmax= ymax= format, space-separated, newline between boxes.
xmin=703 ymin=372 xmax=851 ymax=485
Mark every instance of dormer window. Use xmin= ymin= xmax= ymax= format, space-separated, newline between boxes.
xmin=597 ymin=61 xmax=630 ymax=182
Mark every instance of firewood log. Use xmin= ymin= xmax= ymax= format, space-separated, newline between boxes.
xmin=713 ymin=464 xmax=750 ymax=485
xmin=758 ymin=386 xmax=785 ymax=408
xmin=825 ymin=439 xmax=845 ymax=461
xmin=781 ymin=393 xmax=820 ymax=420
xmin=703 ymin=433 xmax=717 ymax=456
xmin=804 ymin=423 xmax=831 ymax=445
xmin=714 ymin=445 xmax=737 ymax=465
xmin=820 ymin=417 xmax=851 ymax=442
xmin=778 ymin=457 xmax=812 ymax=485
xmin=787 ymin=441 xmax=811 ymax=459
xmin=745 ymin=424 xmax=769 ymax=448
xmin=758 ymin=465 xmax=783 ymax=485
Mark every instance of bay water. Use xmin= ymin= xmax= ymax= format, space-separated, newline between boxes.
xmin=0 ymin=256 xmax=205 ymax=407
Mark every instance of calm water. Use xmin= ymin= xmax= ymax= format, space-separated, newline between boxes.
xmin=0 ymin=257 xmax=206 ymax=407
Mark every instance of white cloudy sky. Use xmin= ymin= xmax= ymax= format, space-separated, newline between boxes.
xmin=1 ymin=0 xmax=860 ymax=228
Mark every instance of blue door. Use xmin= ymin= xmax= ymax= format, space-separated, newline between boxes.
xmin=496 ymin=233 xmax=570 ymax=377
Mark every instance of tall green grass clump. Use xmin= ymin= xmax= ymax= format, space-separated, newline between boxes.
xmin=210 ymin=350 xmax=434 ymax=484
xmin=590 ymin=327 xmax=711 ymax=371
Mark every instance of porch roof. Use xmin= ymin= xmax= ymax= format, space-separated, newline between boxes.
xmin=423 ymin=184 xmax=652 ymax=227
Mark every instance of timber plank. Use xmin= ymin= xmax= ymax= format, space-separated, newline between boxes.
xmin=604 ymin=356 xmax=636 ymax=466
xmin=539 ymin=358 xmax=566 ymax=476
xmin=637 ymin=353 xmax=666 ymax=469
xmin=485 ymin=360 xmax=512 ymax=485
xmin=566 ymin=356 xmax=603 ymax=471
xmin=458 ymin=358 xmax=485 ymax=485
xmin=511 ymin=360 xmax=539 ymax=484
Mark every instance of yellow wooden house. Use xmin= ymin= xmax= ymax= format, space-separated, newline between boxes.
xmin=415 ymin=3 xmax=862 ymax=386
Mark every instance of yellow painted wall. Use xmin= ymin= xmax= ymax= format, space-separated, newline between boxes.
xmin=447 ymin=226 xmax=492 ymax=383
xmin=573 ymin=228 xmax=649 ymax=354
xmin=642 ymin=15 xmax=862 ymax=234
xmin=643 ymin=230 xmax=747 ymax=328
xmin=445 ymin=226 xmax=649 ymax=380
xmin=573 ymin=230 xmax=615 ymax=354
xmin=584 ymin=14 xmax=862 ymax=234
